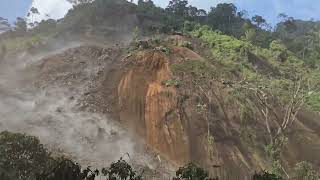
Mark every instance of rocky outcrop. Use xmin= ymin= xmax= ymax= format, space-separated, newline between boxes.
xmin=32 ymin=40 xmax=320 ymax=178
xmin=115 ymin=42 xmax=320 ymax=177
xmin=115 ymin=46 xmax=270 ymax=176
xmin=118 ymin=50 xmax=190 ymax=165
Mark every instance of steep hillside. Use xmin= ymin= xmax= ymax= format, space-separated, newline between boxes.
xmin=1 ymin=0 xmax=320 ymax=179
xmin=91 ymin=34 xmax=320 ymax=178
xmin=2 ymin=27 xmax=320 ymax=180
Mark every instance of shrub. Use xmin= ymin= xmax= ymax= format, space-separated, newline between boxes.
xmin=253 ymin=171 xmax=283 ymax=180
xmin=0 ymin=131 xmax=56 ymax=180
xmin=269 ymin=40 xmax=288 ymax=62
xmin=0 ymin=131 xmax=300 ymax=180
xmin=178 ymin=41 xmax=193 ymax=50
xmin=171 ymin=60 xmax=216 ymax=78
xmin=156 ymin=46 xmax=171 ymax=54
xmin=162 ymin=79 xmax=182 ymax=87
xmin=293 ymin=161 xmax=319 ymax=180
xmin=39 ymin=158 xmax=143 ymax=180
xmin=183 ymin=21 xmax=197 ymax=33
xmin=173 ymin=163 xmax=213 ymax=180
xmin=132 ymin=26 xmax=140 ymax=42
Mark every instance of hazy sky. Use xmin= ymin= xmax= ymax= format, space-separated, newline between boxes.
xmin=0 ymin=0 xmax=32 ymax=23
xmin=0 ymin=0 xmax=319 ymax=25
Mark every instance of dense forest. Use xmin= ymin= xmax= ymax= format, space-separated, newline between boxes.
xmin=0 ymin=0 xmax=320 ymax=179
xmin=2 ymin=0 xmax=320 ymax=69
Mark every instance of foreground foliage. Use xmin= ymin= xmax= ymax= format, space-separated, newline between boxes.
xmin=0 ymin=131 xmax=317 ymax=180
xmin=0 ymin=131 xmax=56 ymax=180
xmin=1 ymin=131 xmax=318 ymax=180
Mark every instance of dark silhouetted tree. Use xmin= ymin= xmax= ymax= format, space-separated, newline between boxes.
xmin=166 ymin=0 xmax=189 ymax=17
xmin=0 ymin=17 xmax=10 ymax=32
xmin=14 ymin=17 xmax=27 ymax=34
xmin=252 ymin=15 xmax=266 ymax=28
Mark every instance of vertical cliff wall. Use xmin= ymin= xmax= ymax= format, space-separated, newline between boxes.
xmin=118 ymin=50 xmax=190 ymax=165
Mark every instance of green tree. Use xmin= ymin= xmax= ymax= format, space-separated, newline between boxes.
xmin=277 ymin=13 xmax=297 ymax=33
xmin=252 ymin=15 xmax=266 ymax=28
xmin=0 ymin=131 xmax=293 ymax=180
xmin=208 ymin=3 xmax=237 ymax=30
xmin=253 ymin=171 xmax=283 ymax=180
xmin=34 ymin=19 xmax=57 ymax=34
xmin=244 ymin=28 xmax=257 ymax=43
xmin=0 ymin=44 xmax=7 ymax=59
xmin=30 ymin=7 xmax=40 ymax=14
xmin=208 ymin=3 xmax=248 ymax=37
xmin=27 ymin=7 xmax=40 ymax=26
xmin=184 ymin=5 xmax=207 ymax=22
xmin=0 ymin=17 xmax=11 ymax=32
xmin=269 ymin=40 xmax=288 ymax=62
xmin=101 ymin=158 xmax=142 ymax=180
xmin=14 ymin=17 xmax=27 ymax=34
xmin=138 ymin=0 xmax=155 ymax=7
xmin=0 ymin=131 xmax=56 ymax=180
xmin=67 ymin=0 xmax=93 ymax=4
xmin=173 ymin=163 xmax=215 ymax=180
xmin=294 ymin=161 xmax=319 ymax=180
xmin=166 ymin=0 xmax=189 ymax=17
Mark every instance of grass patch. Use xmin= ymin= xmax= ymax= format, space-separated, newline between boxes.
xmin=1 ymin=34 xmax=51 ymax=53
xmin=156 ymin=46 xmax=171 ymax=55
xmin=307 ymin=93 xmax=320 ymax=112
xmin=161 ymin=79 xmax=182 ymax=87
xmin=178 ymin=41 xmax=193 ymax=50
xmin=171 ymin=60 xmax=216 ymax=78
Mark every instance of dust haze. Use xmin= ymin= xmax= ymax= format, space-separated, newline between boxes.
xmin=0 ymin=40 xmax=157 ymax=169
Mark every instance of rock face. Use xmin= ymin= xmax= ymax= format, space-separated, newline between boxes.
xmin=118 ymin=50 xmax=190 ymax=165
xmin=29 ymin=39 xmax=320 ymax=177
xmin=114 ymin=41 xmax=320 ymax=177
xmin=115 ymin=46 xmax=275 ymax=177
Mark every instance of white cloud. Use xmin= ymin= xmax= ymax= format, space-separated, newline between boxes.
xmin=27 ymin=0 xmax=73 ymax=23
xmin=26 ymin=0 xmax=230 ymax=23
xmin=27 ymin=0 xmax=136 ymax=23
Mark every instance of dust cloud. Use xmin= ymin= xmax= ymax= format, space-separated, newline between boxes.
xmin=0 ymin=44 xmax=157 ymax=170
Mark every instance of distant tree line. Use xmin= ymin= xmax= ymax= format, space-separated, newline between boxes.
xmin=135 ymin=0 xmax=320 ymax=68
xmin=1 ymin=0 xmax=320 ymax=67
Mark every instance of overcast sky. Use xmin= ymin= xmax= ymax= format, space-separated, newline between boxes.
xmin=0 ymin=0 xmax=319 ymax=25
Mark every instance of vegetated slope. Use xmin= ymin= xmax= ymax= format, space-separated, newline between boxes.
xmin=91 ymin=32 xmax=320 ymax=178
xmin=2 ymin=28 xmax=319 ymax=179
xmin=1 ymin=0 xmax=320 ymax=179
xmin=0 ymin=0 xmax=139 ymax=60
